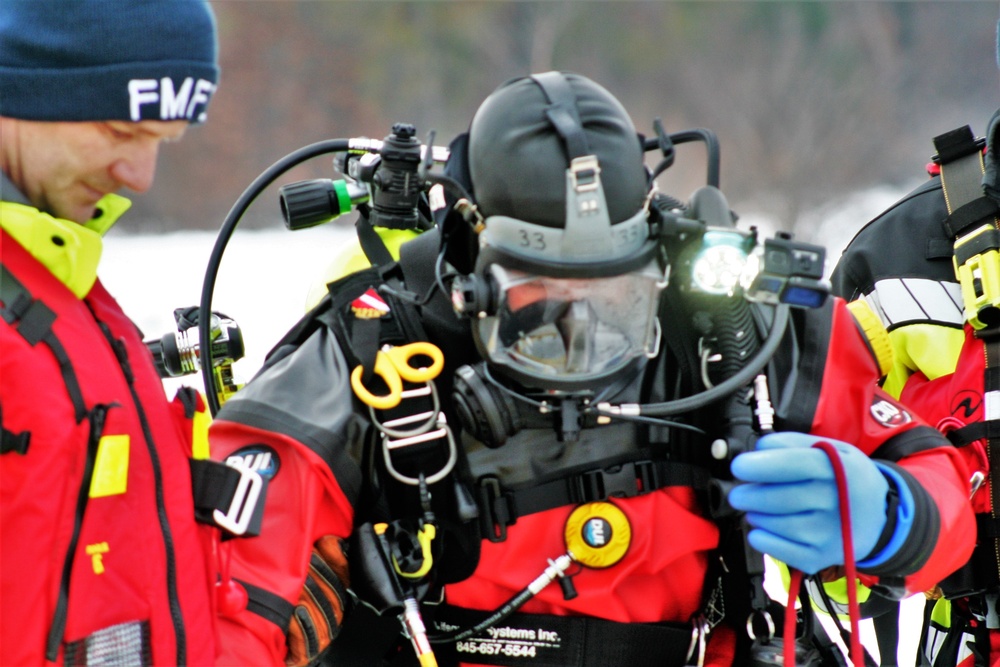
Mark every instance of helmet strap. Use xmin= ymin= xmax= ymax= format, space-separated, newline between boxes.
xmin=530 ymin=71 xmax=592 ymax=160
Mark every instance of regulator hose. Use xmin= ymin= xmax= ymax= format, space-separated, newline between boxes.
xmin=709 ymin=297 xmax=761 ymax=383
xmin=638 ymin=304 xmax=789 ymax=417
xmin=199 ymin=139 xmax=351 ymax=415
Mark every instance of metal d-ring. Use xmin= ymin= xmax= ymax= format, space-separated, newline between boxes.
xmin=745 ymin=609 xmax=775 ymax=642
xmin=369 ymin=381 xmax=441 ymax=439
xmin=382 ymin=414 xmax=457 ymax=486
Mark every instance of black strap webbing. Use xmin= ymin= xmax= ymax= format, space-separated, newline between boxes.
xmin=531 ymin=71 xmax=591 ymax=161
xmin=934 ymin=126 xmax=994 ymax=238
xmin=946 ymin=196 xmax=1000 ymax=239
xmin=189 ymin=458 xmax=244 ymax=523
xmin=1 ymin=265 xmax=88 ymax=423
xmin=977 ymin=513 xmax=1000 ymax=541
xmin=946 ymin=419 xmax=1000 ymax=447
xmin=189 ymin=458 xmax=268 ymax=538
xmin=934 ymin=125 xmax=982 ymax=165
xmin=431 ymin=605 xmax=692 ymax=667
xmin=866 ymin=425 xmax=946 ymax=462
xmin=478 ymin=459 xmax=709 ymax=542
xmin=355 ymin=214 xmax=395 ymax=265
xmin=1 ymin=427 xmax=30 ymax=455
xmin=238 ymin=578 xmax=296 ymax=630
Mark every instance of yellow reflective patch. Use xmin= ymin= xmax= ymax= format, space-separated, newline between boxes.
xmin=191 ymin=406 xmax=211 ymax=460
xmin=90 ymin=435 xmax=130 ymax=497
xmin=929 ymin=597 xmax=951 ymax=628
xmin=86 ymin=542 xmax=109 ymax=574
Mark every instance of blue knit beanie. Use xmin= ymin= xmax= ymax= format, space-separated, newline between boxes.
xmin=0 ymin=0 xmax=219 ymax=123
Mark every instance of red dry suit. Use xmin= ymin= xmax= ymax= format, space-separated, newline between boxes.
xmin=0 ymin=198 xmax=219 ymax=666
xmin=208 ymin=232 xmax=975 ymax=667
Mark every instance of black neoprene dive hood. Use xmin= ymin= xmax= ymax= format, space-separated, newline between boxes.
xmin=468 ymin=72 xmax=648 ymax=230
xmin=451 ymin=72 xmax=667 ymax=396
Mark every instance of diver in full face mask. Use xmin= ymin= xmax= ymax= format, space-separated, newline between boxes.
xmin=206 ymin=72 xmax=975 ymax=667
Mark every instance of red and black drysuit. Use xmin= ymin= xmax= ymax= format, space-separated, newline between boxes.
xmin=210 ymin=231 xmax=975 ymax=667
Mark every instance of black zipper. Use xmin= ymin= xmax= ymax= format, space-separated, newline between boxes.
xmin=97 ymin=320 xmax=187 ymax=665
xmin=46 ymin=403 xmax=111 ymax=662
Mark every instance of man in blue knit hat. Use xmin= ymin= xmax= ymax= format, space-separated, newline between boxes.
xmin=0 ymin=2 xmax=230 ymax=665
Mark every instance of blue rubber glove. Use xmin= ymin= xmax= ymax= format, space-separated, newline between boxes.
xmin=728 ymin=432 xmax=890 ymax=574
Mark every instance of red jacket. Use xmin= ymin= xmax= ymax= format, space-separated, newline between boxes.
xmin=1 ymin=207 xmax=218 ymax=666
xmin=209 ymin=272 xmax=975 ymax=666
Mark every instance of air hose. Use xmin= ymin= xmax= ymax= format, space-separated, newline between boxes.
xmin=198 ymin=139 xmax=351 ymax=415
xmin=637 ymin=304 xmax=790 ymax=417
xmin=709 ymin=297 xmax=761 ymax=383
xmin=784 ymin=441 xmax=865 ymax=667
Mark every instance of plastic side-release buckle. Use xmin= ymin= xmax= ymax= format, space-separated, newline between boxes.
xmin=569 ymin=154 xmax=601 ymax=193
xmin=953 ymin=224 xmax=1000 ymax=329
xmin=572 ymin=460 xmax=657 ymax=503
xmin=931 ymin=125 xmax=985 ymax=165
xmin=213 ymin=458 xmax=266 ymax=537
xmin=478 ymin=476 xmax=513 ymax=543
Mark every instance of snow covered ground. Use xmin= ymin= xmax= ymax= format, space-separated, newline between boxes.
xmin=100 ymin=184 xmax=925 ymax=663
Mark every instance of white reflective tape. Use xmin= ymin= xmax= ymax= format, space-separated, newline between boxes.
xmin=921 ymin=626 xmax=946 ymax=665
xmin=868 ymin=278 xmax=963 ymax=328
xmin=986 ymin=390 xmax=1000 ymax=421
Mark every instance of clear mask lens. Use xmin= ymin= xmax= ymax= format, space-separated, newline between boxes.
xmin=478 ymin=261 xmax=665 ymax=383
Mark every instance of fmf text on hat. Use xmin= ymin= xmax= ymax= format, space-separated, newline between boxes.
xmin=0 ymin=0 xmax=219 ymax=124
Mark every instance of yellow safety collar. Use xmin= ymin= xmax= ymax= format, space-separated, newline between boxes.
xmin=0 ymin=194 xmax=130 ymax=299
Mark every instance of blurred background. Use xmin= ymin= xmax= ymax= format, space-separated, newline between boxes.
xmin=132 ymin=0 xmax=1000 ymax=246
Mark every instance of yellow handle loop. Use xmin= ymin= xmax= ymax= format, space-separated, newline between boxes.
xmin=385 ymin=343 xmax=445 ymax=383
xmin=350 ymin=353 xmax=404 ymax=410
xmin=350 ymin=343 xmax=444 ymax=410
xmin=395 ymin=523 xmax=437 ymax=579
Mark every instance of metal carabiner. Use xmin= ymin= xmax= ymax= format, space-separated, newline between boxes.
xmin=684 ymin=615 xmax=710 ymax=667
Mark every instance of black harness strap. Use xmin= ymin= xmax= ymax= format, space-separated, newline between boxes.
xmin=1 ymin=427 xmax=30 ymax=455
xmin=0 ymin=401 xmax=30 ymax=455
xmin=238 ymin=578 xmax=296 ymax=630
xmin=431 ymin=605 xmax=692 ymax=667
xmin=871 ymin=424 xmax=959 ymax=461
xmin=934 ymin=126 xmax=994 ymax=239
xmin=1 ymin=265 xmax=87 ymax=424
xmin=477 ymin=459 xmax=709 ymax=543
xmin=947 ymin=197 xmax=1000 ymax=240
xmin=531 ymin=72 xmax=592 ymax=161
xmin=356 ymin=213 xmax=396 ymax=267
xmin=187 ymin=457 xmax=267 ymax=538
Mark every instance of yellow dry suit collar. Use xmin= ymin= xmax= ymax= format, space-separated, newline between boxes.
xmin=0 ymin=194 xmax=131 ymax=299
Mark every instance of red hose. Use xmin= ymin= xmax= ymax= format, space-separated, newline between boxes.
xmin=783 ymin=440 xmax=865 ymax=667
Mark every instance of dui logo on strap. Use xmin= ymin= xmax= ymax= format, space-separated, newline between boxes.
xmin=563 ymin=501 xmax=631 ymax=569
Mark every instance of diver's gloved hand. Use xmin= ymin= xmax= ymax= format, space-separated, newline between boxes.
xmin=286 ymin=536 xmax=353 ymax=667
xmin=728 ymin=432 xmax=898 ymax=575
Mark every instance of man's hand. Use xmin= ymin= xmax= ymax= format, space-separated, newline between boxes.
xmin=286 ymin=536 xmax=353 ymax=667
xmin=728 ymin=432 xmax=891 ymax=574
